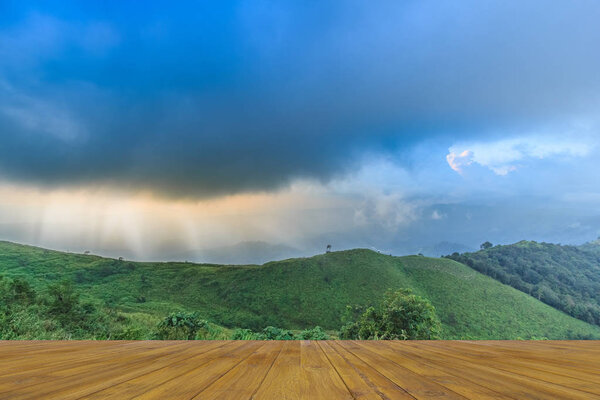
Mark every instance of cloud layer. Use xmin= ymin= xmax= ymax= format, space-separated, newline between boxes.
xmin=1 ymin=1 xmax=600 ymax=197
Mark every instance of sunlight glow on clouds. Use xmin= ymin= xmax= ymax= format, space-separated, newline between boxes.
xmin=0 ymin=181 xmax=361 ymax=259
xmin=446 ymin=150 xmax=473 ymax=174
xmin=447 ymin=134 xmax=595 ymax=176
xmin=0 ymin=159 xmax=423 ymax=260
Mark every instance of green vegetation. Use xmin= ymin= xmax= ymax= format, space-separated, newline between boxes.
xmin=1 ymin=240 xmax=600 ymax=339
xmin=0 ymin=275 xmax=136 ymax=339
xmin=0 ymin=277 xmax=328 ymax=340
xmin=580 ymin=238 xmax=600 ymax=256
xmin=480 ymin=241 xmax=493 ymax=250
xmin=340 ymin=289 xmax=441 ymax=339
xmin=296 ymin=325 xmax=330 ymax=340
xmin=446 ymin=240 xmax=600 ymax=326
xmin=226 ymin=326 xmax=330 ymax=340
xmin=155 ymin=311 xmax=210 ymax=340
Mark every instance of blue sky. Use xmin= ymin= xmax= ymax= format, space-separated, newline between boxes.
xmin=1 ymin=1 xmax=600 ymax=260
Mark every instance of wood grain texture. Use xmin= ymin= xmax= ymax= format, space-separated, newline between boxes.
xmin=0 ymin=340 xmax=598 ymax=399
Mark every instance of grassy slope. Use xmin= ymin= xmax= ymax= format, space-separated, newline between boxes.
xmin=1 ymin=241 xmax=599 ymax=339
xmin=447 ymin=240 xmax=600 ymax=325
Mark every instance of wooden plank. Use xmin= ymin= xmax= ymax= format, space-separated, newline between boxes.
xmin=453 ymin=341 xmax=600 ymax=375
xmin=439 ymin=341 xmax=600 ymax=372
xmin=250 ymin=341 xmax=306 ymax=400
xmin=355 ymin=341 xmax=513 ymax=400
xmin=0 ymin=340 xmax=599 ymax=399
xmin=387 ymin=341 xmax=600 ymax=400
xmin=328 ymin=341 xmax=416 ymax=399
xmin=252 ymin=341 xmax=355 ymax=400
xmin=317 ymin=341 xmax=386 ymax=400
xmin=80 ymin=341 xmax=242 ymax=399
xmin=0 ymin=341 xmax=179 ymax=387
xmin=339 ymin=341 xmax=467 ymax=399
xmin=414 ymin=341 xmax=600 ymax=396
xmin=1 ymin=341 xmax=214 ymax=400
xmin=296 ymin=340 xmax=355 ymax=400
xmin=191 ymin=341 xmax=284 ymax=399
xmin=422 ymin=341 xmax=600 ymax=394
xmin=132 ymin=341 xmax=264 ymax=400
xmin=0 ymin=341 xmax=136 ymax=376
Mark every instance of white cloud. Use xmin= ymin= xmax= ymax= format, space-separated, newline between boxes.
xmin=446 ymin=150 xmax=473 ymax=173
xmin=488 ymin=165 xmax=517 ymax=176
xmin=447 ymin=134 xmax=595 ymax=176
xmin=431 ymin=210 xmax=445 ymax=220
xmin=353 ymin=193 xmax=417 ymax=230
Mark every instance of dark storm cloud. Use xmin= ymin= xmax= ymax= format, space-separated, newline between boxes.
xmin=1 ymin=0 xmax=599 ymax=196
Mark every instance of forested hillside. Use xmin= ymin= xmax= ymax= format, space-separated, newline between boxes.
xmin=446 ymin=240 xmax=600 ymax=325
xmin=2 ymin=241 xmax=599 ymax=340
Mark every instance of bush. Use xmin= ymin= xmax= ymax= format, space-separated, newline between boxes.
xmin=339 ymin=288 xmax=441 ymax=340
xmin=3 ymin=277 xmax=36 ymax=304
xmin=155 ymin=312 xmax=208 ymax=340
xmin=46 ymin=280 xmax=80 ymax=318
xmin=0 ymin=276 xmax=128 ymax=340
xmin=194 ymin=323 xmax=230 ymax=340
xmin=45 ymin=280 xmax=120 ymax=338
xmin=230 ymin=328 xmax=259 ymax=340
xmin=297 ymin=326 xmax=330 ymax=340
xmin=112 ymin=325 xmax=146 ymax=340
xmin=256 ymin=326 xmax=295 ymax=340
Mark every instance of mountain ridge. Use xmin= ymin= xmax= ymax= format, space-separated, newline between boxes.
xmin=1 ymin=240 xmax=599 ymax=339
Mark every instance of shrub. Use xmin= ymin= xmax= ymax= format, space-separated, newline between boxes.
xmin=46 ymin=280 xmax=80 ymax=318
xmin=256 ymin=326 xmax=295 ymax=340
xmin=230 ymin=328 xmax=259 ymax=340
xmin=155 ymin=312 xmax=208 ymax=340
xmin=112 ymin=325 xmax=146 ymax=340
xmin=339 ymin=288 xmax=441 ymax=340
xmin=194 ymin=323 xmax=229 ymax=340
xmin=0 ymin=276 xmax=124 ymax=340
xmin=297 ymin=326 xmax=330 ymax=340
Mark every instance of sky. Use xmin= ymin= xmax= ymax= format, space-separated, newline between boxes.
xmin=1 ymin=1 xmax=600 ymax=261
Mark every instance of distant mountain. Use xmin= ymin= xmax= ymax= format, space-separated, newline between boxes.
xmin=199 ymin=241 xmax=304 ymax=264
xmin=1 ymin=240 xmax=598 ymax=339
xmin=159 ymin=241 xmax=304 ymax=264
xmin=446 ymin=240 xmax=600 ymax=326
xmin=415 ymin=241 xmax=475 ymax=257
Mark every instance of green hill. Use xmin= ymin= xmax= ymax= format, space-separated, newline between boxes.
xmin=580 ymin=238 xmax=600 ymax=255
xmin=446 ymin=240 xmax=600 ymax=326
xmin=1 ymin=241 xmax=599 ymax=339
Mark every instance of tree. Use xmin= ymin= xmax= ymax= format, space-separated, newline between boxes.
xmin=47 ymin=280 xmax=80 ymax=317
xmin=480 ymin=241 xmax=493 ymax=250
xmin=339 ymin=289 xmax=441 ymax=340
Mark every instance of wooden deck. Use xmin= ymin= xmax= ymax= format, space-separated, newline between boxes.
xmin=1 ymin=341 xmax=599 ymax=399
